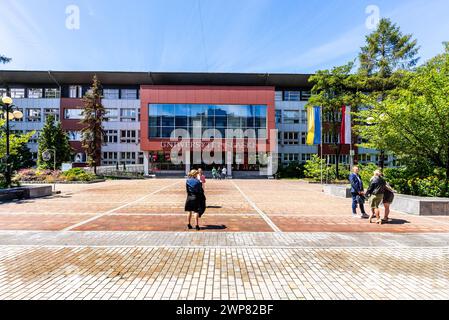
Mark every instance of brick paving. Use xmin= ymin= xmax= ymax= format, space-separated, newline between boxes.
xmin=1 ymin=179 xmax=449 ymax=300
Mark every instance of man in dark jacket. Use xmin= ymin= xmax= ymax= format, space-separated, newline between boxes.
xmin=349 ymin=166 xmax=368 ymax=219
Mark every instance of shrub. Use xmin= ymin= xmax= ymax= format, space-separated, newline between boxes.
xmin=62 ymin=168 xmax=97 ymax=182
xmin=304 ymin=155 xmax=349 ymax=182
xmin=277 ymin=161 xmax=305 ymax=179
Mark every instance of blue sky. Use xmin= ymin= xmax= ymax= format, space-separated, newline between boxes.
xmin=1 ymin=0 xmax=448 ymax=73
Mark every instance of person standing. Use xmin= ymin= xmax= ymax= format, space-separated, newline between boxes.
xmin=382 ymin=175 xmax=395 ymax=223
xmin=217 ymin=167 xmax=222 ymax=180
xmin=365 ymin=170 xmax=387 ymax=225
xmin=185 ymin=170 xmax=206 ymax=231
xmin=222 ymin=167 xmax=227 ymax=180
xmin=212 ymin=167 xmax=217 ymax=180
xmin=349 ymin=166 xmax=368 ymax=219
xmin=197 ymin=168 xmax=206 ymax=190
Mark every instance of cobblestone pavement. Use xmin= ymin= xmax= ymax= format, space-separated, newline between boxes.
xmin=1 ymin=179 xmax=449 ymax=233
xmin=1 ymin=180 xmax=449 ymax=300
xmin=0 ymin=232 xmax=448 ymax=300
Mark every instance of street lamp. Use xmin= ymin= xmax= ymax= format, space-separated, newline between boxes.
xmin=1 ymin=96 xmax=24 ymax=188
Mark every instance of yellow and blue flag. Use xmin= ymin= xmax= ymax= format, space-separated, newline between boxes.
xmin=306 ymin=106 xmax=321 ymax=145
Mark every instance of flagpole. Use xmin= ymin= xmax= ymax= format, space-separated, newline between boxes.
xmin=320 ymin=106 xmax=323 ymax=188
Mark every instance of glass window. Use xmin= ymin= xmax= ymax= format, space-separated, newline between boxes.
xmin=283 ymin=110 xmax=300 ymax=124
xmin=120 ymin=109 xmax=137 ymax=122
xmin=68 ymin=131 xmax=82 ymax=141
xmin=28 ymin=88 xmax=43 ymax=99
xmin=0 ymin=88 xmax=7 ymax=97
xmin=69 ymin=86 xmax=82 ymax=98
xmin=301 ymin=90 xmax=311 ymax=101
xmin=283 ymin=132 xmax=299 ymax=145
xmin=27 ymin=108 xmax=42 ymax=122
xmin=45 ymin=88 xmax=61 ymax=99
xmin=275 ymin=91 xmax=283 ymax=101
xmin=64 ymin=109 xmax=83 ymax=120
xmin=275 ymin=110 xmax=282 ymax=124
xmin=44 ymin=108 xmax=60 ymax=121
xmin=105 ymin=109 xmax=118 ymax=121
xmin=121 ymin=89 xmax=137 ymax=100
xmin=120 ymin=130 xmax=137 ymax=143
xmin=10 ymin=88 xmax=25 ymax=99
xmin=105 ymin=130 xmax=118 ymax=144
xmin=103 ymin=89 xmax=120 ymax=99
xmin=148 ymin=104 xmax=268 ymax=138
xmin=284 ymin=91 xmax=300 ymax=101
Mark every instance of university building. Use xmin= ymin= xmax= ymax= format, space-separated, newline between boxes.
xmin=0 ymin=71 xmax=391 ymax=176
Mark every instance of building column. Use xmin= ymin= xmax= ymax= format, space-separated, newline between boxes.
xmin=226 ymin=151 xmax=233 ymax=178
xmin=185 ymin=152 xmax=191 ymax=176
xmin=143 ymin=152 xmax=150 ymax=176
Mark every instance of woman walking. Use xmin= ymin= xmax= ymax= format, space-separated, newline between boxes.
xmin=382 ymin=178 xmax=395 ymax=223
xmin=185 ymin=170 xmax=206 ymax=231
xmin=365 ymin=169 xmax=387 ymax=225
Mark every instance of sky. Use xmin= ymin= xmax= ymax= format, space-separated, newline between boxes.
xmin=0 ymin=0 xmax=448 ymax=73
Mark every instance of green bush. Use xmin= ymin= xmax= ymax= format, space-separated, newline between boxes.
xmin=62 ymin=168 xmax=97 ymax=182
xmin=304 ymin=155 xmax=349 ymax=182
xmin=277 ymin=161 xmax=305 ymax=179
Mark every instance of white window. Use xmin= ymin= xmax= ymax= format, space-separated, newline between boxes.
xmin=301 ymin=90 xmax=311 ymax=101
xmin=301 ymin=132 xmax=307 ymax=145
xmin=44 ymin=108 xmax=60 ymax=121
xmin=301 ymin=110 xmax=307 ymax=124
xmin=301 ymin=154 xmax=313 ymax=162
xmin=120 ymin=130 xmax=137 ymax=144
xmin=45 ymin=88 xmax=61 ymax=99
xmin=120 ymin=152 xmax=137 ymax=164
xmin=28 ymin=88 xmax=43 ymax=99
xmin=283 ymin=154 xmax=299 ymax=163
xmin=0 ymin=88 xmax=7 ymax=97
xmin=10 ymin=88 xmax=25 ymax=98
xmin=284 ymin=91 xmax=301 ymax=101
xmin=104 ymin=130 xmax=118 ymax=144
xmin=64 ymin=109 xmax=83 ymax=120
xmin=102 ymin=152 xmax=118 ymax=165
xmin=120 ymin=109 xmax=137 ymax=122
xmin=103 ymin=89 xmax=119 ymax=99
xmin=283 ymin=132 xmax=299 ymax=145
xmin=68 ymin=131 xmax=82 ymax=141
xmin=275 ymin=110 xmax=282 ymax=124
xmin=28 ymin=131 xmax=40 ymax=144
xmin=105 ymin=108 xmax=119 ymax=121
xmin=69 ymin=86 xmax=83 ymax=98
xmin=324 ymin=132 xmax=340 ymax=144
xmin=275 ymin=91 xmax=283 ymax=101
xmin=283 ymin=110 xmax=300 ymax=124
xmin=27 ymin=108 xmax=42 ymax=122
xmin=121 ymin=89 xmax=137 ymax=100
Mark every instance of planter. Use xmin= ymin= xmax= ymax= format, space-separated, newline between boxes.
xmin=323 ymin=184 xmax=449 ymax=216
xmin=391 ymin=194 xmax=449 ymax=216
xmin=323 ymin=185 xmax=352 ymax=198
xmin=0 ymin=185 xmax=52 ymax=202
xmin=18 ymin=179 xmax=106 ymax=185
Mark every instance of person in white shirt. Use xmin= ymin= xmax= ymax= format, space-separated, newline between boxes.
xmin=222 ymin=167 xmax=227 ymax=180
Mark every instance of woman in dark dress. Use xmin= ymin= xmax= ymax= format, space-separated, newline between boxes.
xmin=185 ymin=170 xmax=206 ymax=231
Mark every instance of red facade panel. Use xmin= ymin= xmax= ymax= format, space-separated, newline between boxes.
xmin=140 ymin=85 xmax=276 ymax=152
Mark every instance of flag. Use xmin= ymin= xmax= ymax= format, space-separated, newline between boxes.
xmin=340 ymin=106 xmax=352 ymax=145
xmin=306 ymin=106 xmax=322 ymax=145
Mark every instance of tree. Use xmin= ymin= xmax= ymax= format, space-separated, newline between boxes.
xmin=9 ymin=143 xmax=35 ymax=171
xmin=356 ymin=44 xmax=449 ymax=193
xmin=307 ymin=62 xmax=360 ymax=179
xmin=358 ymin=18 xmax=420 ymax=168
xmin=0 ymin=118 xmax=34 ymax=187
xmin=37 ymin=114 xmax=72 ymax=169
xmin=81 ymin=75 xmax=106 ymax=175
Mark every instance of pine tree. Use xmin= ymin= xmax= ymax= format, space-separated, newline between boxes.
xmin=358 ymin=18 xmax=420 ymax=169
xmin=37 ymin=115 xmax=72 ymax=169
xmin=81 ymin=75 xmax=106 ymax=175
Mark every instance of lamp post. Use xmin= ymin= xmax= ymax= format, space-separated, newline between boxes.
xmin=1 ymin=96 xmax=24 ymax=188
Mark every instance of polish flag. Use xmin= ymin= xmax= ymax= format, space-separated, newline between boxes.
xmin=340 ymin=106 xmax=352 ymax=145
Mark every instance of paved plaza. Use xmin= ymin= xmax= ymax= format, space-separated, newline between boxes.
xmin=0 ymin=180 xmax=448 ymax=300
